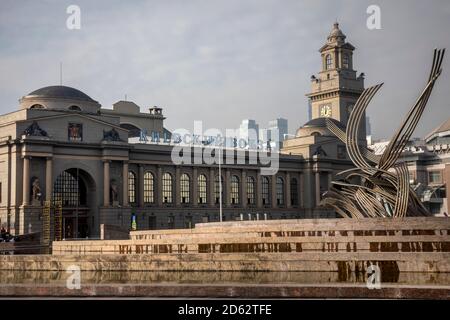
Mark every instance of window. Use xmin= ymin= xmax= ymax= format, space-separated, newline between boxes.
xmin=342 ymin=54 xmax=349 ymax=69
xmin=198 ymin=174 xmax=207 ymax=204
xmin=276 ymin=177 xmax=284 ymax=206
xmin=128 ymin=171 xmax=136 ymax=204
xmin=325 ymin=54 xmax=332 ymax=70
xmin=246 ymin=176 xmax=255 ymax=205
xmin=429 ymin=171 xmax=442 ymax=184
xmin=53 ymin=170 xmax=86 ymax=206
xmin=290 ymin=178 xmax=299 ymax=206
xmin=180 ymin=173 xmax=190 ymax=204
xmin=231 ymin=175 xmax=239 ymax=204
xmin=214 ymin=175 xmax=224 ymax=204
xmin=262 ymin=176 xmax=270 ymax=205
xmin=68 ymin=105 xmax=81 ymax=111
xmin=30 ymin=104 xmax=44 ymax=109
xmin=162 ymin=173 xmax=173 ymax=203
xmin=143 ymin=172 xmax=154 ymax=203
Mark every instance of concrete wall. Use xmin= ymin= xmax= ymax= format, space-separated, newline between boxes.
xmin=28 ymin=217 xmax=447 ymax=273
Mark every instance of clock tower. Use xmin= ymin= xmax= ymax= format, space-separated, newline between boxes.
xmin=306 ymin=22 xmax=366 ymax=139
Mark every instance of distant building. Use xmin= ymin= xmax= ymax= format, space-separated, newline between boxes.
xmin=367 ymin=120 xmax=450 ymax=216
xmin=258 ymin=128 xmax=271 ymax=150
xmin=238 ymin=119 xmax=259 ymax=149
xmin=268 ymin=118 xmax=288 ymax=151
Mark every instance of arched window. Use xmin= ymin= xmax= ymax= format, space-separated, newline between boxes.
xmin=53 ymin=170 xmax=86 ymax=206
xmin=214 ymin=175 xmax=223 ymax=204
xmin=68 ymin=105 xmax=81 ymax=111
xmin=342 ymin=54 xmax=349 ymax=69
xmin=276 ymin=177 xmax=284 ymax=206
xmin=325 ymin=54 xmax=332 ymax=70
xmin=143 ymin=172 xmax=154 ymax=203
xmin=128 ymin=171 xmax=136 ymax=204
xmin=162 ymin=173 xmax=173 ymax=203
xmin=262 ymin=176 xmax=270 ymax=205
xmin=246 ymin=176 xmax=255 ymax=205
xmin=30 ymin=104 xmax=45 ymax=109
xmin=290 ymin=178 xmax=299 ymax=206
xmin=180 ymin=173 xmax=190 ymax=204
xmin=198 ymin=174 xmax=207 ymax=204
xmin=231 ymin=175 xmax=240 ymax=204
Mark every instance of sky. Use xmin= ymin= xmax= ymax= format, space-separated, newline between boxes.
xmin=0 ymin=0 xmax=449 ymax=139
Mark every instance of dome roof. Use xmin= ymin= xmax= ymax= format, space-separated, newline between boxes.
xmin=296 ymin=117 xmax=345 ymax=138
xmin=327 ymin=22 xmax=346 ymax=43
xmin=25 ymin=85 xmax=97 ymax=103
xmin=303 ymin=117 xmax=346 ymax=129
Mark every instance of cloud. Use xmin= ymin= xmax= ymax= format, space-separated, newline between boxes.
xmin=0 ymin=0 xmax=449 ymax=138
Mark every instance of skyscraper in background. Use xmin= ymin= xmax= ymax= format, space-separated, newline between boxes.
xmin=268 ymin=118 xmax=288 ymax=151
xmin=239 ymin=119 xmax=259 ymax=149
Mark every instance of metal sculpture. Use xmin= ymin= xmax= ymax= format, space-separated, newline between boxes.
xmin=322 ymin=48 xmax=445 ymax=218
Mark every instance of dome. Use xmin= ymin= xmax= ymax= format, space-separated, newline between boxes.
xmin=327 ymin=22 xmax=346 ymax=43
xmin=296 ymin=117 xmax=345 ymax=137
xmin=303 ymin=117 xmax=346 ymax=129
xmin=24 ymin=85 xmax=97 ymax=103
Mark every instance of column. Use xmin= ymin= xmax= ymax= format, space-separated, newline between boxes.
xmin=45 ymin=157 xmax=53 ymax=201
xmin=225 ymin=169 xmax=231 ymax=207
xmin=192 ymin=167 xmax=198 ymax=207
xmin=209 ymin=168 xmax=215 ymax=206
xmin=271 ymin=175 xmax=277 ymax=209
xmin=175 ymin=166 xmax=180 ymax=206
xmin=22 ymin=156 xmax=30 ymax=206
xmin=138 ymin=165 xmax=144 ymax=207
xmin=256 ymin=171 xmax=262 ymax=208
xmin=157 ymin=166 xmax=163 ymax=206
xmin=315 ymin=171 xmax=321 ymax=207
xmin=103 ymin=160 xmax=110 ymax=207
xmin=241 ymin=170 xmax=247 ymax=209
xmin=286 ymin=172 xmax=291 ymax=208
xmin=328 ymin=171 xmax=333 ymax=189
xmin=299 ymin=173 xmax=304 ymax=208
xmin=122 ymin=161 xmax=129 ymax=206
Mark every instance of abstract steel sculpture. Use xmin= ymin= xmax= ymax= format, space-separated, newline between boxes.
xmin=322 ymin=48 xmax=445 ymax=218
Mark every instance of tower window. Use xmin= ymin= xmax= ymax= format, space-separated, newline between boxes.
xmin=343 ymin=54 xmax=349 ymax=69
xmin=325 ymin=54 xmax=332 ymax=70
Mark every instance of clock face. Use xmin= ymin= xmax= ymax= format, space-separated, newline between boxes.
xmin=320 ymin=105 xmax=332 ymax=117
